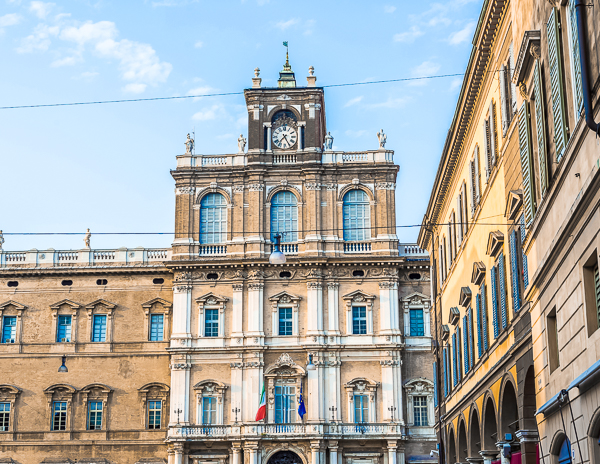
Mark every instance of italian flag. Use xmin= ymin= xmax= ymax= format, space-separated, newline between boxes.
xmin=255 ymin=383 xmax=266 ymax=421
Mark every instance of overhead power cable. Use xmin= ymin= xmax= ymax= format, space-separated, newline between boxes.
xmin=0 ymin=73 xmax=467 ymax=110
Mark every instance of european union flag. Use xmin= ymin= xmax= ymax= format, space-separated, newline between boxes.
xmin=298 ymin=382 xmax=306 ymax=419
xmin=283 ymin=41 xmax=288 ymax=47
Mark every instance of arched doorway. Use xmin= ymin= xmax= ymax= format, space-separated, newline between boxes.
xmin=458 ymin=419 xmax=468 ymax=462
xmin=449 ymin=428 xmax=457 ymax=464
xmin=500 ymin=381 xmax=519 ymax=439
xmin=483 ymin=396 xmax=498 ymax=451
xmin=470 ymin=409 xmax=481 ymax=458
xmin=267 ymin=451 xmax=303 ymax=464
xmin=558 ymin=437 xmax=572 ymax=464
xmin=522 ymin=367 xmax=537 ymax=431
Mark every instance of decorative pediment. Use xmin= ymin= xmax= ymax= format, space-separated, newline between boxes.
xmin=0 ymin=300 xmax=27 ymax=312
xmin=44 ymin=384 xmax=77 ymax=402
xmin=141 ymin=298 xmax=173 ymax=310
xmin=85 ymin=299 xmax=117 ymax=311
xmin=486 ymin=231 xmax=505 ymax=258
xmin=513 ymin=30 xmax=541 ymax=86
xmin=265 ymin=353 xmax=306 ymax=376
xmin=403 ymin=377 xmax=434 ymax=395
xmin=402 ymin=292 xmax=431 ymax=309
xmin=0 ymin=385 xmax=21 ymax=402
xmin=80 ymin=383 xmax=112 ymax=394
xmin=196 ymin=293 xmax=229 ymax=306
xmin=49 ymin=299 xmax=81 ymax=310
xmin=341 ymin=290 xmax=376 ymax=303
xmin=268 ymin=291 xmax=301 ymax=304
xmin=459 ymin=287 xmax=472 ymax=307
xmin=344 ymin=377 xmax=380 ymax=392
xmin=505 ymin=190 xmax=524 ymax=221
xmin=448 ymin=307 xmax=460 ymax=326
xmin=138 ymin=383 xmax=169 ymax=398
xmin=193 ymin=379 xmax=227 ymax=394
xmin=441 ymin=325 xmax=450 ymax=342
xmin=471 ymin=262 xmax=486 ymax=285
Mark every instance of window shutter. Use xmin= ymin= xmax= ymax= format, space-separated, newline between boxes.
xmin=499 ymin=252 xmax=508 ymax=329
xmin=474 ymin=145 xmax=481 ymax=202
xmin=483 ymin=120 xmax=491 ymax=180
xmin=448 ymin=223 xmax=453 ymax=263
xmin=469 ymin=161 xmax=476 ymax=216
xmin=509 ymin=43 xmax=518 ymax=113
xmin=452 ymin=334 xmax=458 ymax=386
xmin=490 ymin=101 xmax=497 ymax=166
xmin=568 ymin=0 xmax=584 ymax=112
xmin=509 ymin=230 xmax=522 ymax=311
xmin=500 ymin=64 xmax=509 ymax=136
xmin=594 ymin=264 xmax=600 ymax=328
xmin=463 ymin=315 xmax=469 ymax=374
xmin=433 ymin=361 xmax=438 ymax=407
xmin=476 ymin=293 xmax=483 ymax=358
xmin=521 ymin=215 xmax=530 ymax=290
xmin=457 ymin=196 xmax=463 ymax=245
xmin=457 ymin=327 xmax=462 ymax=380
xmin=438 ymin=245 xmax=444 ymax=285
xmin=468 ymin=308 xmax=475 ymax=368
xmin=452 ymin=212 xmax=457 ymax=258
xmin=491 ymin=266 xmax=500 ymax=338
xmin=481 ymin=283 xmax=489 ymax=351
xmin=443 ymin=348 xmax=449 ymax=397
xmin=547 ymin=7 xmax=569 ymax=160
xmin=462 ymin=183 xmax=469 ymax=235
xmin=533 ymin=61 xmax=549 ymax=198
xmin=519 ymin=102 xmax=536 ymax=226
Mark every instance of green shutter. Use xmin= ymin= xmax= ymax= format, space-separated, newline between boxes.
xmin=518 ymin=102 xmax=536 ymax=226
xmin=547 ymin=7 xmax=569 ymax=160
xmin=500 ymin=64 xmax=510 ymax=136
xmin=568 ymin=0 xmax=584 ymax=112
xmin=533 ymin=61 xmax=549 ymax=197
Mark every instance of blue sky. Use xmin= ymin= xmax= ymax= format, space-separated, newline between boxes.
xmin=0 ymin=0 xmax=482 ymax=251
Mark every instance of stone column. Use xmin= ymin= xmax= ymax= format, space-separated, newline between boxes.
xmin=327 ymin=282 xmax=340 ymax=342
xmin=170 ymin=360 xmax=191 ymax=425
xmin=231 ymin=283 xmax=244 ymax=340
xmin=174 ymin=443 xmax=184 ymax=464
xmin=246 ymin=281 xmax=264 ymax=344
xmin=265 ymin=123 xmax=272 ymax=151
xmin=232 ymin=443 xmax=242 ymax=464
xmin=329 ymin=441 xmax=339 ymax=464
xmin=244 ymin=354 xmax=264 ymax=422
xmin=307 ymin=281 xmax=323 ymax=341
xmin=311 ymin=441 xmax=322 ymax=464
xmin=517 ymin=431 xmax=539 ymax=464
xmin=388 ymin=441 xmax=398 ymax=464
xmin=326 ymin=354 xmax=341 ymax=422
xmin=172 ymin=285 xmax=192 ymax=346
xmin=379 ymin=281 xmax=400 ymax=340
xmin=230 ymin=362 xmax=244 ymax=422
xmin=479 ymin=450 xmax=499 ymax=464
xmin=308 ymin=352 xmax=325 ymax=422
xmin=397 ymin=445 xmax=405 ymax=464
xmin=380 ymin=353 xmax=403 ymax=423
xmin=168 ymin=446 xmax=176 ymax=464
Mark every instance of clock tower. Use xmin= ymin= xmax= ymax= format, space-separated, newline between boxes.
xmin=245 ymin=58 xmax=326 ymax=163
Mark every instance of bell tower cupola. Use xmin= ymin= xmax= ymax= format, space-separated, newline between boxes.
xmin=278 ymin=48 xmax=296 ymax=88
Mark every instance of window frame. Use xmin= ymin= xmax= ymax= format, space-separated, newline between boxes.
xmin=269 ymin=291 xmax=301 ymax=339
xmin=344 ymin=378 xmax=379 ymax=423
xmin=0 ymin=301 xmax=26 ymax=345
xmin=85 ymin=299 xmax=115 ymax=344
xmin=196 ymin=293 xmax=228 ymax=342
xmin=342 ymin=189 xmax=371 ymax=242
xmin=142 ymin=298 xmax=172 ymax=343
xmin=87 ymin=401 xmax=103 ymax=431
xmin=199 ymin=192 xmax=228 ymax=245
xmin=138 ymin=383 xmax=169 ymax=430
xmin=270 ymin=190 xmax=299 ymax=243
xmin=343 ymin=291 xmax=375 ymax=336
xmin=404 ymin=378 xmax=435 ymax=429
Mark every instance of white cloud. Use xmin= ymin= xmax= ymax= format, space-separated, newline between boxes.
xmin=344 ymin=96 xmax=363 ymax=108
xmin=51 ymin=55 xmax=78 ymax=67
xmin=409 ymin=61 xmax=441 ymax=86
xmin=123 ymin=83 xmax=147 ymax=93
xmin=29 ymin=1 xmax=54 ymax=19
xmin=187 ymin=86 xmax=215 ymax=101
xmin=0 ymin=13 xmax=21 ymax=27
xmin=192 ymin=104 xmax=223 ymax=121
xmin=16 ymin=23 xmax=59 ymax=53
xmin=60 ymin=21 xmax=118 ymax=44
xmin=345 ymin=130 xmax=367 ymax=138
xmin=450 ymin=77 xmax=463 ymax=92
xmin=73 ymin=71 xmax=99 ymax=80
xmin=367 ymin=97 xmax=408 ymax=109
xmin=304 ymin=19 xmax=315 ymax=36
xmin=275 ymin=18 xmax=298 ymax=30
xmin=448 ymin=21 xmax=475 ymax=45
xmin=393 ymin=26 xmax=423 ymax=43
xmin=194 ymin=40 xmax=203 ymax=48
xmin=384 ymin=5 xmax=396 ymax=13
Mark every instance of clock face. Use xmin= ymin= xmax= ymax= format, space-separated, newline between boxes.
xmin=272 ymin=124 xmax=298 ymax=149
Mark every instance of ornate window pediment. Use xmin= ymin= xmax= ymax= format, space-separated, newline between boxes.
xmin=265 ymin=353 xmax=306 ymax=376
xmin=196 ymin=293 xmax=228 ymax=339
xmin=193 ymin=380 xmax=227 ymax=425
xmin=268 ymin=291 xmax=301 ymax=304
xmin=142 ymin=298 xmax=172 ymax=342
xmin=44 ymin=384 xmax=76 ymax=432
xmin=0 ymin=385 xmax=21 ymax=434
xmin=505 ymin=190 xmax=524 ymax=221
xmin=0 ymin=301 xmax=26 ymax=313
xmin=401 ymin=292 xmax=431 ymax=309
xmin=459 ymin=287 xmax=472 ymax=307
xmin=85 ymin=299 xmax=117 ymax=313
xmin=196 ymin=293 xmax=229 ymax=306
xmin=142 ymin=298 xmax=172 ymax=311
xmin=269 ymin=292 xmax=301 ymax=337
xmin=404 ymin=378 xmax=434 ymax=395
xmin=441 ymin=324 xmax=450 ymax=342
xmin=449 ymin=307 xmax=460 ymax=326
xmin=513 ymin=31 xmax=541 ymax=86
xmin=0 ymin=301 xmax=27 ymax=344
xmin=404 ymin=378 xmax=435 ymax=428
xmin=471 ymin=262 xmax=486 ymax=285
xmin=49 ymin=299 xmax=81 ymax=311
xmin=341 ymin=290 xmax=376 ymax=304
xmin=80 ymin=384 xmax=112 ymax=431
xmin=486 ymin=231 xmax=505 ymax=258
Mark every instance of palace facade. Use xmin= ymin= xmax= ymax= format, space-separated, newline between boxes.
xmin=0 ymin=60 xmax=435 ymax=464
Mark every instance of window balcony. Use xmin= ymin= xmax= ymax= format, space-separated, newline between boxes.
xmin=343 ymin=242 xmax=372 ymax=253
xmin=199 ymin=245 xmax=227 ymax=256
xmin=273 ymin=153 xmax=297 ymax=164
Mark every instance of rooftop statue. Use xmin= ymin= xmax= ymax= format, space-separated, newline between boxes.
xmin=185 ymin=133 xmax=195 ymax=154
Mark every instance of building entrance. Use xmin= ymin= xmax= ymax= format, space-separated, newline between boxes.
xmin=267 ymin=451 xmax=303 ymax=464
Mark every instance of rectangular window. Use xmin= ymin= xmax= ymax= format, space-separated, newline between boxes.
xmin=452 ymin=334 xmax=458 ymax=387
xmin=278 ymin=307 xmax=293 ymax=336
xmin=498 ymin=252 xmax=508 ymax=329
xmin=354 ymin=394 xmax=369 ymax=423
xmin=149 ymin=314 xmax=164 ymax=341
xmin=204 ymin=309 xmax=219 ymax=337
xmin=1 ymin=316 xmax=16 ymax=344
xmin=352 ymin=306 xmax=367 ymax=335
xmin=274 ymin=384 xmax=296 ymax=423
xmin=456 ymin=327 xmax=463 ymax=381
xmin=410 ymin=309 xmax=425 ymax=336
xmin=518 ymin=101 xmax=537 ymax=226
xmin=567 ymin=0 xmax=584 ymax=112
xmin=0 ymin=403 xmax=10 ymax=432
xmin=509 ymin=229 xmax=523 ymax=312
xmin=481 ymin=283 xmax=489 ymax=351
xmin=442 ymin=348 xmax=449 ymax=397
xmin=148 ymin=400 xmax=162 ymax=429
xmin=533 ymin=61 xmax=549 ymax=198
xmin=92 ymin=315 xmax=107 ymax=342
xmin=583 ymin=253 xmax=600 ymax=336
xmin=463 ymin=315 xmax=470 ymax=374
xmin=202 ymin=397 xmax=217 ymax=425
xmin=87 ymin=401 xmax=103 ymax=430
xmin=547 ymin=308 xmax=560 ymax=373
xmin=56 ymin=315 xmax=72 ymax=343
xmin=52 ymin=401 xmax=67 ymax=431
xmin=413 ymin=396 xmax=428 ymax=426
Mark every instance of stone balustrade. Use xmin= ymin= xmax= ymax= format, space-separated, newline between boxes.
xmin=398 ymin=245 xmax=429 ymax=258
xmin=0 ymin=247 xmax=172 ymax=267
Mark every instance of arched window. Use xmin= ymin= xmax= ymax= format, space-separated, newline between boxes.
xmin=343 ymin=189 xmax=370 ymax=241
xmin=558 ymin=437 xmax=572 ymax=464
xmin=200 ymin=193 xmax=227 ymax=244
xmin=270 ymin=191 xmax=298 ymax=242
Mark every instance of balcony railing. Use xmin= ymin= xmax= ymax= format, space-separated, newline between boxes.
xmin=171 ymin=422 xmax=404 ymax=439
xmin=398 ymin=244 xmax=429 ymax=259
xmin=199 ymin=245 xmax=227 ymax=256
xmin=0 ymin=248 xmax=172 ymax=267
xmin=343 ymin=242 xmax=372 ymax=253
xmin=273 ymin=153 xmax=297 ymax=164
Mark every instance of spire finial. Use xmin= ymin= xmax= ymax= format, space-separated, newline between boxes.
xmin=278 ymin=41 xmax=296 ymax=88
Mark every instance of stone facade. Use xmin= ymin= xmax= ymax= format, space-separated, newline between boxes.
xmin=0 ymin=62 xmax=434 ymax=464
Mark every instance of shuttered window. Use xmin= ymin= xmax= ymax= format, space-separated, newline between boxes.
xmin=457 ymin=195 xmax=463 ymax=245
xmin=521 ymin=215 xmax=530 ymax=290
xmin=433 ymin=361 xmax=438 ymax=407
xmin=518 ymin=102 xmax=537 ymax=226
xmin=443 ymin=348 xmax=449 ymax=397
xmin=467 ymin=308 xmax=475 ymax=368
xmin=452 ymin=212 xmax=457 ymax=259
xmin=469 ymin=160 xmax=476 ymax=216
xmin=483 ymin=119 xmax=491 ymax=179
xmin=547 ymin=7 xmax=569 ymax=160
xmin=568 ymin=0 xmax=584 ymax=112
xmin=457 ymin=327 xmax=463 ymax=381
xmin=462 ymin=183 xmax=469 ymax=235
xmin=481 ymin=283 xmax=489 ymax=351
xmin=500 ymin=64 xmax=510 ymax=136
xmin=474 ymin=146 xmax=481 ymax=201
xmin=491 ymin=266 xmax=500 ymax=338
xmin=594 ymin=264 xmax=600 ymax=328
xmin=476 ymin=293 xmax=483 ymax=358
xmin=509 ymin=43 xmax=518 ymax=113
xmin=533 ymin=61 xmax=549 ymax=198
xmin=452 ymin=334 xmax=458 ymax=387
xmin=498 ymin=252 xmax=508 ymax=329
xmin=490 ymin=101 xmax=497 ymax=166
xmin=509 ymin=230 xmax=522 ymax=311
xmin=463 ymin=315 xmax=470 ymax=374
xmin=448 ymin=221 xmax=454 ymax=263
